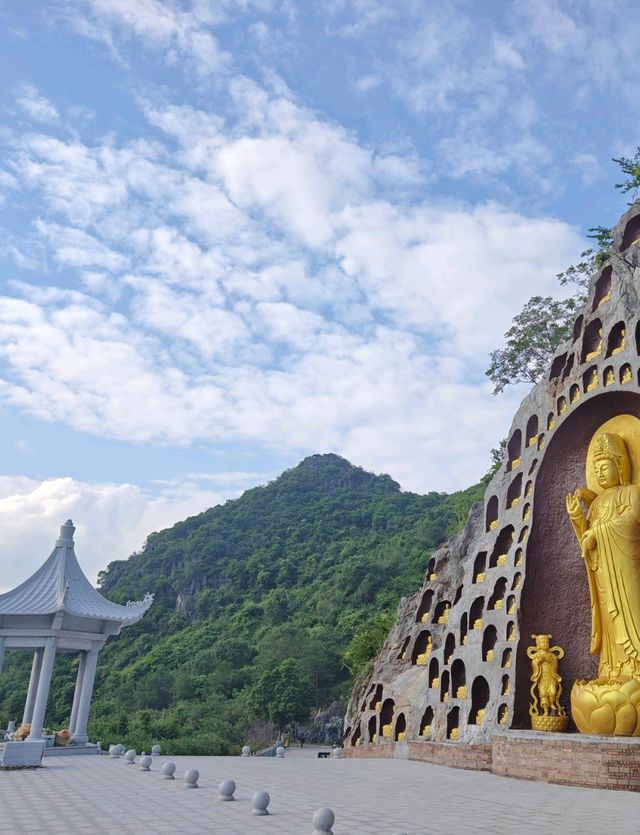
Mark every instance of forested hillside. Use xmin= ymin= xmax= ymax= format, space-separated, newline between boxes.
xmin=0 ymin=454 xmax=483 ymax=753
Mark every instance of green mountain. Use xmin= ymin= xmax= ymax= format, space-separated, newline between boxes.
xmin=0 ymin=454 xmax=483 ymax=754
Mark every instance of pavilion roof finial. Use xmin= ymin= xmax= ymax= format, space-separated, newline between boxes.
xmin=56 ymin=519 xmax=75 ymax=546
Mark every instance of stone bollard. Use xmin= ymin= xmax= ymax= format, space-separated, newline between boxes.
xmin=161 ymin=762 xmax=176 ymax=780
xmin=276 ymin=746 xmax=285 ymax=758
xmin=312 ymin=807 xmax=335 ymax=834
xmin=184 ymin=768 xmax=199 ymax=789
xmin=124 ymin=749 xmax=136 ymax=764
xmin=151 ymin=744 xmax=161 ymax=756
xmin=332 ymin=747 xmax=343 ymax=759
xmin=140 ymin=755 xmax=152 ymax=771
xmin=251 ymin=791 xmax=270 ymax=816
xmin=241 ymin=745 xmax=251 ymax=757
xmin=218 ymin=779 xmax=236 ymax=801
xmin=109 ymin=744 xmax=121 ymax=758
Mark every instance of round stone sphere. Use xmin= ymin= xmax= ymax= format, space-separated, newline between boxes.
xmin=184 ymin=768 xmax=199 ymax=788
xmin=109 ymin=744 xmax=121 ymax=758
xmin=218 ymin=778 xmax=236 ymax=800
xmin=332 ymin=747 xmax=343 ymax=758
xmin=251 ymin=790 xmax=270 ymax=816
xmin=124 ymin=749 xmax=136 ymax=764
xmin=312 ymin=807 xmax=335 ymax=831
xmin=140 ymin=755 xmax=152 ymax=771
xmin=241 ymin=745 xmax=251 ymax=757
xmin=276 ymin=745 xmax=285 ymax=757
xmin=151 ymin=744 xmax=161 ymax=756
xmin=161 ymin=761 xmax=176 ymax=780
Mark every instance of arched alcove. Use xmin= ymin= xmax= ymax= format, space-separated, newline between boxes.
xmin=501 ymin=674 xmax=510 ymax=696
xmin=416 ymin=589 xmax=434 ymax=622
xmin=469 ymin=596 xmax=484 ymax=629
xmin=411 ymin=630 xmax=432 ymax=665
xmin=507 ymin=429 xmax=522 ymax=471
xmin=524 ymin=480 xmax=533 ymax=498
xmin=469 ymin=676 xmax=489 ymax=724
xmin=511 ymin=572 xmax=522 ymax=590
xmin=460 ymin=612 xmax=468 ymax=645
xmin=368 ymin=715 xmax=377 ymax=742
xmin=446 ymin=706 xmax=460 ymax=739
xmin=604 ymin=365 xmax=615 ymax=386
xmin=506 ymin=594 xmax=516 ymax=615
xmin=473 ymin=552 xmax=487 ymax=583
xmin=426 ymin=557 xmax=436 ymax=579
xmin=506 ymin=472 xmax=523 ymax=508
xmin=621 ymin=215 xmax=640 ymax=251
xmin=488 ymin=577 xmax=507 ymax=610
xmin=506 ymin=621 xmax=516 ymax=641
xmin=537 ymin=433 xmax=545 ymax=451
xmin=526 ymin=414 xmax=539 ymax=447
xmin=562 ymin=353 xmax=575 ymax=382
xmin=522 ymin=502 xmax=531 ymax=521
xmin=620 ymin=363 xmax=632 ymax=384
xmin=428 ymin=657 xmax=440 ymax=688
xmin=350 ymin=725 xmax=361 ymax=746
xmin=394 ymin=712 xmax=406 ymax=741
xmin=547 ymin=412 xmax=556 ymax=431
xmin=581 ymin=318 xmax=603 ymax=363
xmin=489 ymin=525 xmax=514 ymax=567
xmin=397 ymin=635 xmax=411 ymax=660
xmin=530 ymin=457 xmax=539 ymax=474
xmin=518 ymin=526 xmax=529 ymax=543
xmin=486 ymin=495 xmax=498 ymax=531
xmin=606 ymin=321 xmax=625 ymax=357
xmin=549 ymin=353 xmax=567 ymax=384
xmin=453 ymin=584 xmax=463 ymax=607
xmin=514 ymin=548 xmax=524 ymax=566
xmin=558 ymin=395 xmax=567 ymax=415
xmin=502 ymin=648 xmax=512 ymax=668
xmin=440 ymin=669 xmax=450 ymax=703
xmin=369 ymin=683 xmax=383 ymax=710
xmin=636 ymin=322 xmax=640 ymax=355
xmin=420 ymin=706 xmax=434 ymax=736
xmin=570 ymin=383 xmax=581 ymax=403
xmin=498 ymin=703 xmax=509 ymax=726
xmin=432 ymin=600 xmax=451 ymax=624
xmin=592 ymin=266 xmax=612 ymax=311
xmin=379 ymin=698 xmax=395 ymax=737
xmin=583 ymin=367 xmax=598 ymax=393
xmin=451 ymin=659 xmax=466 ymax=697
xmin=482 ymin=625 xmax=497 ymax=661
xmin=444 ymin=632 xmax=455 ymax=663
xmin=513 ymin=390 xmax=640 ymax=727
xmin=572 ymin=315 xmax=583 ymax=344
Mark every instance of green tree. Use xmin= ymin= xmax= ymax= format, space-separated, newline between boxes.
xmin=252 ymin=658 xmax=314 ymax=731
xmin=342 ymin=612 xmax=395 ymax=676
xmin=486 ymin=295 xmax=585 ymax=394
xmin=613 ymin=147 xmax=640 ymax=200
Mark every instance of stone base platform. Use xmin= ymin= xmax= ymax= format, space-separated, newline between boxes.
xmin=43 ymin=743 xmax=100 ymax=757
xmin=346 ymin=731 xmax=640 ymax=791
xmin=493 ymin=730 xmax=640 ymax=791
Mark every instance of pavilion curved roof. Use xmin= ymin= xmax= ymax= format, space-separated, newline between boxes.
xmin=0 ymin=520 xmax=152 ymax=624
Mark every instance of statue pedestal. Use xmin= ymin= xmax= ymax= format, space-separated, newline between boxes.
xmin=530 ymin=714 xmax=568 ymax=732
xmin=572 ymin=678 xmax=640 ymax=736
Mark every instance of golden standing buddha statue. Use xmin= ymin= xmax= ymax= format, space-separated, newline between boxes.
xmin=566 ymin=417 xmax=640 ymax=735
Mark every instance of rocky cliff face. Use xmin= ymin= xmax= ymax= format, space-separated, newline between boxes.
xmin=345 ymin=200 xmax=640 ymax=750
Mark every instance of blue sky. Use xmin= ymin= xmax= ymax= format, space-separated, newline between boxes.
xmin=0 ymin=0 xmax=637 ymax=587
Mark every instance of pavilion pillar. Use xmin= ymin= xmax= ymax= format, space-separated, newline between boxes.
xmin=0 ymin=639 xmax=5 ymax=675
xmin=22 ymin=648 xmax=44 ymax=727
xmin=27 ymin=639 xmax=56 ymax=740
xmin=68 ymin=652 xmax=86 ymax=734
xmin=71 ymin=648 xmax=99 ymax=745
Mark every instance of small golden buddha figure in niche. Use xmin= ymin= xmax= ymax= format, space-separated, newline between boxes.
xmin=421 ymin=723 xmax=431 ymax=735
xmin=437 ymin=604 xmax=450 ymax=624
xmin=456 ymin=685 xmax=467 ymax=699
xmin=374 ymin=701 xmax=381 ymax=713
xmin=507 ymin=624 xmax=516 ymax=641
xmin=462 ymin=635 xmax=468 ymax=646
xmin=559 ymin=398 xmax=567 ymax=415
xmin=446 ymin=653 xmax=453 ymax=665
xmin=586 ymin=369 xmax=598 ymax=392
xmin=586 ymin=328 xmax=603 ymax=361
xmin=485 ymin=649 xmax=494 ymax=662
xmin=492 ymin=599 xmax=503 ymax=610
xmin=604 ymin=367 xmax=615 ymax=385
xmin=449 ymin=727 xmax=459 ymax=740
xmin=511 ymin=456 xmax=521 ymax=470
xmin=548 ymin=415 xmax=556 ymax=431
xmin=475 ymin=708 xmax=485 ymax=724
xmin=567 ymin=417 xmax=640 ymax=735
xmin=397 ymin=731 xmax=406 ymax=742
xmin=473 ymin=618 xmax=482 ymax=630
xmin=475 ymin=571 xmax=485 ymax=583
xmin=503 ymin=680 xmax=511 ymax=695
xmin=527 ymin=435 xmax=537 ymax=448
xmin=420 ymin=612 xmax=429 ymax=623
xmin=415 ymin=636 xmax=432 ymax=665
xmin=621 ymin=365 xmax=632 ymax=384
xmin=429 ymin=572 xmax=438 ymax=581
xmin=371 ymin=733 xmax=377 ymax=743
xmin=527 ymin=634 xmax=568 ymax=732
xmin=510 ymin=496 xmax=520 ymax=508
xmin=496 ymin=554 xmax=508 ymax=566
xmin=570 ymin=386 xmax=580 ymax=403
xmin=611 ymin=328 xmax=625 ymax=354
xmin=442 ymin=692 xmax=449 ymax=703
xmin=498 ymin=707 xmax=508 ymax=725
xmin=381 ymin=723 xmax=393 ymax=738
xmin=489 ymin=519 xmax=498 ymax=531
xmin=507 ymin=599 xmax=516 ymax=615
xmin=431 ymin=676 xmax=440 ymax=688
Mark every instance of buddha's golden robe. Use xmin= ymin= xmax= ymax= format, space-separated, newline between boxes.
xmin=585 ymin=483 xmax=640 ymax=679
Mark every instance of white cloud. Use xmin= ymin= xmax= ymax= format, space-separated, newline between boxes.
xmin=16 ymin=83 xmax=60 ymax=123
xmin=0 ymin=472 xmax=260 ymax=592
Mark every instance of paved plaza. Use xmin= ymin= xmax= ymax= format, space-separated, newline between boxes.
xmin=1 ymin=747 xmax=639 ymax=834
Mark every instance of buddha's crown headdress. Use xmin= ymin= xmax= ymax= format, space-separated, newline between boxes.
xmin=593 ymin=432 xmax=631 ymax=484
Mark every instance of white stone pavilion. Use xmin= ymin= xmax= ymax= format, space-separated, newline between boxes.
xmin=0 ymin=520 xmax=152 ymax=747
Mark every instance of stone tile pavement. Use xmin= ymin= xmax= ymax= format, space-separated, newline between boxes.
xmin=1 ymin=746 xmax=639 ymax=834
